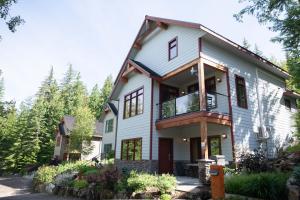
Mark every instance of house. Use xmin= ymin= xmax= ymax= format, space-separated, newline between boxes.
xmin=54 ymin=116 xmax=103 ymax=161
xmin=99 ymin=102 xmax=118 ymax=158
xmin=106 ymin=16 xmax=299 ymax=177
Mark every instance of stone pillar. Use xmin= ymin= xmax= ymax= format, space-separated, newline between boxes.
xmin=198 ymin=159 xmax=215 ymax=185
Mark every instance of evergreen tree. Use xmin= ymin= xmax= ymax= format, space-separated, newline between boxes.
xmin=242 ymin=38 xmax=251 ymax=49
xmin=34 ymin=67 xmax=63 ymax=164
xmin=88 ymin=84 xmax=102 ymax=119
xmin=99 ymin=75 xmax=113 ymax=114
xmin=253 ymin=44 xmax=263 ymax=56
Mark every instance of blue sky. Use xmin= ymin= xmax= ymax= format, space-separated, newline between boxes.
xmin=0 ymin=0 xmax=285 ymax=105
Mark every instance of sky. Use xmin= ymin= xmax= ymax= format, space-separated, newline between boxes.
xmin=0 ymin=0 xmax=285 ymax=105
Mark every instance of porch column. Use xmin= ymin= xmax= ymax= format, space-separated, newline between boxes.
xmin=197 ymin=58 xmax=206 ymax=111
xmin=200 ymin=121 xmax=208 ymax=159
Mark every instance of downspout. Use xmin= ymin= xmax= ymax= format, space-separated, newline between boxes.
xmin=114 ymin=100 xmax=120 ymax=160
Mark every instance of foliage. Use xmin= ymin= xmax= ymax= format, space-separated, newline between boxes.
xmin=225 ymin=172 xmax=290 ymax=200
xmin=242 ymin=38 xmax=251 ymax=49
xmin=238 ymin=149 xmax=269 ymax=173
xmin=69 ymin=106 xmax=95 ymax=156
xmin=34 ymin=165 xmax=57 ymax=184
xmin=73 ymin=179 xmax=88 ymax=189
xmin=224 ymin=166 xmax=239 ymax=176
xmin=0 ymin=0 xmax=24 ymax=40
xmin=286 ymin=143 xmax=300 ymax=153
xmin=126 ymin=170 xmax=176 ymax=195
xmin=160 ymin=193 xmax=172 ymax=200
xmin=292 ymin=166 xmax=300 ymax=186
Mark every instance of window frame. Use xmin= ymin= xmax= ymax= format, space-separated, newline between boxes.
xmin=284 ymin=98 xmax=291 ymax=111
xmin=168 ymin=37 xmax=178 ymax=61
xmin=235 ymin=75 xmax=248 ymax=109
xmin=208 ymin=135 xmax=222 ymax=156
xmin=121 ymin=138 xmax=142 ymax=161
xmin=123 ymin=87 xmax=144 ymax=119
xmin=104 ymin=143 xmax=112 ymax=154
xmin=105 ymin=118 xmax=114 ymax=133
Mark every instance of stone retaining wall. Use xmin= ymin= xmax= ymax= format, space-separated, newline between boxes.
xmin=115 ymin=159 xmax=158 ymax=173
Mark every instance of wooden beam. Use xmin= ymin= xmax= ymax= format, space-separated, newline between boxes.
xmin=156 ymin=21 xmax=168 ymax=29
xmin=156 ymin=111 xmax=231 ymax=130
xmin=133 ymin=42 xmax=142 ymax=50
xmin=162 ymin=58 xmax=199 ymax=80
xmin=198 ymin=58 xmax=206 ymax=111
xmin=122 ymin=66 xmax=135 ymax=78
xmin=202 ymin=57 xmax=227 ymax=72
xmin=120 ymin=77 xmax=128 ymax=83
xmin=200 ymin=121 xmax=208 ymax=159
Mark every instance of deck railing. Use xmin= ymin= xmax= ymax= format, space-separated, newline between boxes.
xmin=158 ymin=91 xmax=229 ymax=120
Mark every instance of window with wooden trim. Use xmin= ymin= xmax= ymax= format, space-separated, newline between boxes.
xmin=168 ymin=37 xmax=178 ymax=60
xmin=124 ymin=88 xmax=144 ymax=119
xmin=284 ymin=98 xmax=291 ymax=110
xmin=208 ymin=136 xmax=221 ymax=156
xmin=105 ymin=119 xmax=114 ymax=133
xmin=121 ymin=138 xmax=142 ymax=161
xmin=235 ymin=75 xmax=248 ymax=109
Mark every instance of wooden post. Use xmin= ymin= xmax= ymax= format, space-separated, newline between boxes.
xmin=197 ymin=59 xmax=206 ymax=111
xmin=200 ymin=121 xmax=208 ymax=159
xmin=198 ymin=58 xmax=208 ymax=159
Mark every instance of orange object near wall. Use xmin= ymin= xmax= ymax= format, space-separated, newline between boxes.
xmin=210 ymin=165 xmax=225 ymax=200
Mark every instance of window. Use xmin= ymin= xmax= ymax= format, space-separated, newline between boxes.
xmin=235 ymin=75 xmax=248 ymax=109
xmin=284 ymin=98 xmax=291 ymax=110
xmin=208 ymin=136 xmax=221 ymax=156
xmin=121 ymin=138 xmax=142 ymax=161
xmin=104 ymin=144 xmax=112 ymax=154
xmin=105 ymin=119 xmax=114 ymax=133
xmin=168 ymin=37 xmax=178 ymax=60
xmin=124 ymin=87 xmax=144 ymax=119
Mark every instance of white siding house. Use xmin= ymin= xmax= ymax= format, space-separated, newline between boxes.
xmin=108 ymin=16 xmax=299 ymax=174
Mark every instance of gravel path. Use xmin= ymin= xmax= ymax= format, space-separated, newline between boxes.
xmin=0 ymin=176 xmax=78 ymax=200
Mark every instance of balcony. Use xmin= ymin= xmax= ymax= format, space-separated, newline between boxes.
xmin=158 ymin=91 xmax=230 ymax=120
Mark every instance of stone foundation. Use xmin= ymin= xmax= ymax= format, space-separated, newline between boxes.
xmin=198 ymin=159 xmax=215 ymax=185
xmin=115 ymin=159 xmax=158 ymax=173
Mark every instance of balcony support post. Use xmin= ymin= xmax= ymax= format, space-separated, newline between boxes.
xmin=200 ymin=121 xmax=209 ymax=159
xmin=197 ymin=58 xmax=206 ymax=111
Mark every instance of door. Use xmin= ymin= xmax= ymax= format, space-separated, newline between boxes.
xmin=190 ymin=137 xmax=201 ymax=163
xmin=159 ymin=138 xmax=173 ymax=174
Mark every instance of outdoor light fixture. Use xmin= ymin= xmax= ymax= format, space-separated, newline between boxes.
xmin=182 ymin=138 xmax=189 ymax=142
xmin=221 ymin=133 xmax=227 ymax=139
xmin=190 ymin=66 xmax=198 ymax=76
xmin=217 ymin=78 xmax=222 ymax=83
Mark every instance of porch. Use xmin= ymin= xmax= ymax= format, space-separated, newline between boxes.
xmin=157 ymin=123 xmax=233 ymax=176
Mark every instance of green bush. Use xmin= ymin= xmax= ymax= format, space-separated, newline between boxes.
xmin=34 ymin=166 xmax=57 ymax=184
xmin=292 ymin=166 xmax=300 ymax=186
xmin=33 ymin=161 xmax=90 ymax=185
xmin=160 ymin=193 xmax=172 ymax=200
xmin=73 ymin=179 xmax=89 ymax=189
xmin=287 ymin=143 xmax=300 ymax=153
xmin=157 ymin=174 xmax=176 ymax=194
xmin=225 ymin=172 xmax=290 ymax=200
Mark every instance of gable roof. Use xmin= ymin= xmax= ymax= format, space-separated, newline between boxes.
xmin=110 ymin=15 xmax=290 ymax=100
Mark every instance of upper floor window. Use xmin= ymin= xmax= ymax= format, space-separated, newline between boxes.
xmin=124 ymin=87 xmax=144 ymax=119
xmin=105 ymin=119 xmax=114 ymax=133
xmin=235 ymin=75 xmax=248 ymax=109
xmin=121 ymin=138 xmax=142 ymax=161
xmin=168 ymin=37 xmax=178 ymax=61
xmin=284 ymin=98 xmax=291 ymax=110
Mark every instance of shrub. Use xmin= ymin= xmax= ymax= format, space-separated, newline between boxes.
xmin=126 ymin=171 xmax=158 ymax=193
xmin=238 ymin=148 xmax=269 ymax=173
xmin=33 ymin=165 xmax=57 ymax=184
xmin=292 ymin=166 xmax=300 ymax=186
xmin=73 ymin=179 xmax=89 ymax=189
xmin=157 ymin=174 xmax=176 ymax=194
xmin=160 ymin=193 xmax=172 ymax=200
xmin=287 ymin=143 xmax=300 ymax=153
xmin=225 ymin=172 xmax=290 ymax=200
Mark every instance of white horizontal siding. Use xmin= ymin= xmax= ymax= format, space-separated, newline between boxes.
xmin=101 ymin=111 xmax=117 ymax=152
xmin=134 ymin=25 xmax=205 ymax=76
xmin=115 ymin=73 xmax=152 ymax=160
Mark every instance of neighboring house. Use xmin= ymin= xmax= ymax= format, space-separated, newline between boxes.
xmin=54 ymin=116 xmax=103 ymax=161
xmin=100 ymin=102 xmax=118 ymax=158
xmin=108 ymin=16 xmax=299 ymax=174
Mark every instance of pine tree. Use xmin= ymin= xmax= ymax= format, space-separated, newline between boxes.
xmin=253 ymin=44 xmax=263 ymax=56
xmin=34 ymin=67 xmax=63 ymax=164
xmin=88 ymin=84 xmax=102 ymax=119
xmin=242 ymin=38 xmax=251 ymax=49
xmin=99 ymin=75 xmax=113 ymax=114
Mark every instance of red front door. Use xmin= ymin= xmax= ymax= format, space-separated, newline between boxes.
xmin=159 ymin=138 xmax=173 ymax=174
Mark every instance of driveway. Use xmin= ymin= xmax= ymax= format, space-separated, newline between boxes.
xmin=0 ymin=176 xmax=78 ymax=200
